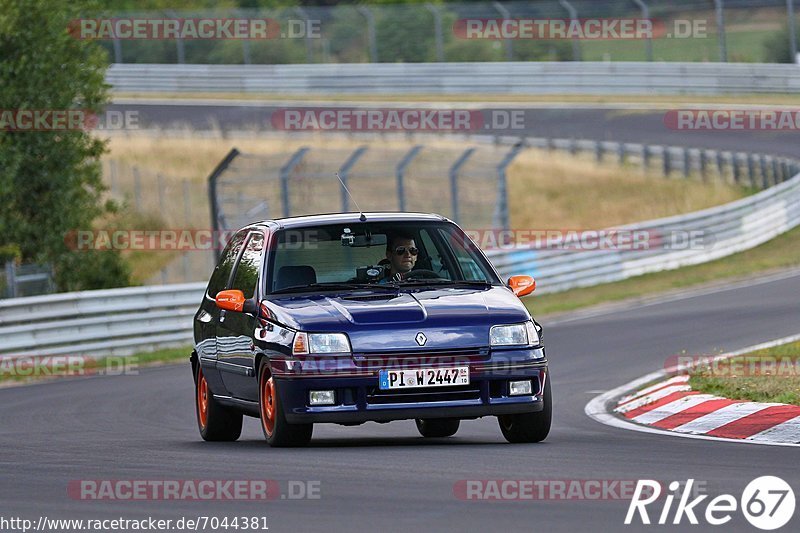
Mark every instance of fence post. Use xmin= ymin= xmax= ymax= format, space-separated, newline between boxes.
xmin=642 ymin=144 xmax=650 ymax=172
xmin=683 ymin=147 xmax=691 ymax=178
xmin=449 ymin=148 xmax=475 ymax=224
xmin=182 ymin=179 xmax=191 ymax=226
xmin=662 ymin=146 xmax=671 ymax=177
xmin=279 ymin=147 xmax=309 ymax=219
xmin=595 ymin=141 xmax=603 ymax=163
xmin=632 ymin=0 xmax=653 ymax=61
xmin=157 ymin=173 xmax=166 ymax=217
xmin=733 ymin=154 xmax=742 ymax=184
xmin=109 ymin=159 xmax=118 ymax=196
xmin=789 ymin=0 xmax=798 ymax=64
xmin=396 ymin=145 xmax=423 ymax=212
xmin=425 ymin=3 xmax=445 ymax=62
xmin=358 ymin=7 xmax=379 ymax=62
xmin=112 ymin=38 xmax=122 ymax=63
xmin=206 ymin=148 xmax=241 ymax=262
xmin=771 ymin=157 xmax=780 ymax=186
xmin=4 ymin=261 xmax=16 ymax=298
xmin=339 ymin=146 xmax=368 ymax=212
xmin=295 ymin=7 xmax=315 ymax=63
xmin=747 ymin=153 xmax=756 ymax=188
xmin=133 ymin=166 xmax=142 ymax=211
xmin=760 ymin=155 xmax=769 ymax=189
xmin=495 ymin=142 xmax=524 ymax=231
xmin=559 ymin=0 xmax=582 ymax=61
xmin=716 ymin=150 xmax=725 ymax=180
xmin=714 ymin=0 xmax=728 ymax=62
xmin=700 ymin=150 xmax=708 ymax=181
xmin=617 ymin=142 xmax=626 ymax=165
xmin=492 ymin=1 xmax=514 ymax=60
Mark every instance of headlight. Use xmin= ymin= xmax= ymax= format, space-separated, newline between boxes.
xmin=292 ymin=332 xmax=351 ymax=355
xmin=490 ymin=322 xmax=540 ymax=346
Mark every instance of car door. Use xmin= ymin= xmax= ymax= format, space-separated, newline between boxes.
xmin=216 ymin=230 xmax=265 ymax=400
xmin=195 ymin=230 xmax=248 ymax=394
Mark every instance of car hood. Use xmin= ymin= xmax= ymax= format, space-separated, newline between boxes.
xmin=262 ymin=286 xmax=531 ymax=351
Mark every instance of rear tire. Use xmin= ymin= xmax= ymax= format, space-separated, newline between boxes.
xmin=258 ymin=360 xmax=313 ymax=447
xmin=497 ymin=377 xmax=552 ymax=443
xmin=415 ymin=418 xmax=460 ymax=438
xmin=195 ymin=366 xmax=242 ymax=441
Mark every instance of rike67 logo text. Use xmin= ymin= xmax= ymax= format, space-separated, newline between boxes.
xmin=626 ymin=477 xmax=795 ymax=530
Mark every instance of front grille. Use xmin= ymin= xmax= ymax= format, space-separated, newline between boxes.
xmin=366 ymin=383 xmax=482 ymax=405
xmin=354 ymin=347 xmax=490 ymax=367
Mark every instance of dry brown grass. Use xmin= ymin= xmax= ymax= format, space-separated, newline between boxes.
xmin=99 ymin=131 xmax=748 ymax=283
xmin=508 ymin=149 xmax=746 ymax=229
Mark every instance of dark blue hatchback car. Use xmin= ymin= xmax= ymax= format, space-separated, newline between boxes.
xmin=191 ymin=213 xmax=550 ymax=447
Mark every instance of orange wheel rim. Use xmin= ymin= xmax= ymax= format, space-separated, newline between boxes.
xmin=197 ymin=369 xmax=209 ymax=429
xmin=261 ymin=373 xmax=277 ymax=436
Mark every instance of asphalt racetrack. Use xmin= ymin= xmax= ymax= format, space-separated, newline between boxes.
xmin=2 ymin=270 xmax=799 ymax=532
xmin=110 ymin=101 xmax=800 ymax=158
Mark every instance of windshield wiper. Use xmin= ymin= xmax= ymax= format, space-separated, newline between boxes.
xmin=390 ymin=279 xmax=493 ymax=288
xmin=271 ymin=282 xmax=398 ymax=295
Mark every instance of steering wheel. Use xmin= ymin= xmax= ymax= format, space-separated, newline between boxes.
xmin=404 ymin=269 xmax=444 ymax=280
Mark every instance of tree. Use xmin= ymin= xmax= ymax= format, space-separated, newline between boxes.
xmin=0 ymin=0 xmax=130 ymax=290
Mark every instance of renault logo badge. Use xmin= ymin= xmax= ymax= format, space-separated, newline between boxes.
xmin=415 ymin=332 xmax=427 ymax=346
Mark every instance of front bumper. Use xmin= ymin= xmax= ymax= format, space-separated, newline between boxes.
xmin=271 ymin=347 xmax=548 ymax=424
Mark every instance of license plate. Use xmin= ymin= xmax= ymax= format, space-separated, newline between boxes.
xmin=378 ymin=367 xmax=469 ymax=390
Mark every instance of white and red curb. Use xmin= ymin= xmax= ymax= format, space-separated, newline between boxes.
xmin=614 ymin=375 xmax=800 ymax=444
xmin=586 ymin=334 xmax=800 ymax=447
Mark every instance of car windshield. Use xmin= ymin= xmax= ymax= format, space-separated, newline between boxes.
xmin=267 ymin=221 xmax=501 ymax=293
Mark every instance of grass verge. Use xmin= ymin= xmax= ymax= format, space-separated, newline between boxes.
xmin=523 ymin=224 xmax=800 ymax=317
xmin=689 ymin=341 xmax=800 ymax=405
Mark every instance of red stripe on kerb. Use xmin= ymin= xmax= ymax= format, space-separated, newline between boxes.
xmin=706 ymin=404 xmax=800 ymax=439
xmin=652 ymin=398 xmax=738 ymax=430
xmin=623 ymin=391 xmax=698 ymax=419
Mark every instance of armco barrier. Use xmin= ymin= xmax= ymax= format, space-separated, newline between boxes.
xmin=107 ymin=62 xmax=800 ymax=95
xmin=1 ymin=169 xmax=799 ymax=358
xmin=0 ymin=283 xmax=204 ymax=358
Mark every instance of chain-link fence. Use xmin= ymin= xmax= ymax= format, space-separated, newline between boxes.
xmin=93 ymin=1 xmax=799 ymax=65
xmin=209 ymin=141 xmax=525 ymax=258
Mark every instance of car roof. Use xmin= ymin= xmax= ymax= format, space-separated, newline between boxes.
xmin=253 ymin=212 xmax=450 ymax=230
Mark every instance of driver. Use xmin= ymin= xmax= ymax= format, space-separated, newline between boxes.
xmin=379 ymin=233 xmax=418 ymax=283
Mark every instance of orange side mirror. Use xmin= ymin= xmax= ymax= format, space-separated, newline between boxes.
xmin=508 ymin=275 xmax=536 ymax=297
xmin=216 ymin=289 xmax=246 ymax=312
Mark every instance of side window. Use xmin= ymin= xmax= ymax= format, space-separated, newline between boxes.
xmin=440 ymin=228 xmax=489 ymax=282
xmin=207 ymin=231 xmax=247 ymax=298
xmin=418 ymin=228 xmax=450 ymax=279
xmin=231 ymin=232 xmax=264 ymax=299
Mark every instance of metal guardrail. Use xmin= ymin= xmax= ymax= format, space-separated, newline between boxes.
xmin=0 ymin=283 xmax=204 ymax=358
xmin=2 ymin=165 xmax=799 ymax=358
xmin=107 ymin=62 xmax=800 ymax=95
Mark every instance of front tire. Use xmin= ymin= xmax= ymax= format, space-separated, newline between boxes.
xmin=497 ymin=376 xmax=552 ymax=443
xmin=415 ymin=418 xmax=460 ymax=438
xmin=195 ymin=366 xmax=242 ymax=441
xmin=258 ymin=360 xmax=313 ymax=447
